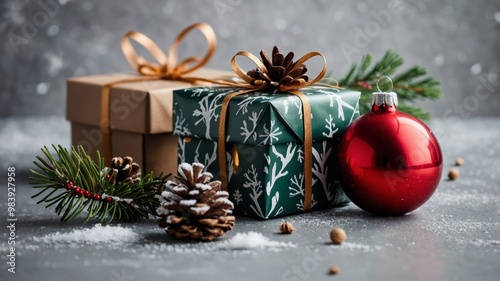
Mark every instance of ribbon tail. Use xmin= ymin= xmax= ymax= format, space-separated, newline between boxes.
xmin=218 ymin=88 xmax=264 ymax=190
xmin=218 ymin=95 xmax=230 ymax=190
xmin=218 ymin=88 xmax=313 ymax=211
xmin=291 ymin=90 xmax=313 ymax=211
xmin=100 ymin=85 xmax=112 ymax=162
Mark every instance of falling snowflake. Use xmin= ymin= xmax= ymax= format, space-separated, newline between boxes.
xmin=44 ymin=52 xmax=66 ymax=77
xmin=233 ymin=189 xmax=243 ymax=205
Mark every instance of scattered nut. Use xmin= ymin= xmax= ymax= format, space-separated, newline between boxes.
xmin=280 ymin=221 xmax=295 ymax=234
xmin=455 ymin=157 xmax=464 ymax=166
xmin=329 ymin=228 xmax=347 ymax=244
xmin=328 ymin=265 xmax=341 ymax=275
xmin=448 ymin=168 xmax=460 ymax=180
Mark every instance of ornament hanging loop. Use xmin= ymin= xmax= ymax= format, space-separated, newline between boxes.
xmin=376 ymin=76 xmax=393 ymax=92
xmin=371 ymin=76 xmax=398 ymax=107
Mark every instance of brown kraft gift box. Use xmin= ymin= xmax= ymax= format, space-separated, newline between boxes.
xmin=66 ymin=69 xmax=232 ymax=175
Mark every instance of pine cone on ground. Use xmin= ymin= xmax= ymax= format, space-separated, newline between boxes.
xmin=247 ymin=46 xmax=309 ymax=92
xmin=157 ymin=162 xmax=235 ymax=241
xmin=109 ymin=156 xmax=141 ymax=185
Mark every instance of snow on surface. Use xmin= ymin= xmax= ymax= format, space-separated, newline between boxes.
xmin=32 ymin=224 xmax=141 ymax=246
xmin=217 ymin=232 xmax=296 ymax=250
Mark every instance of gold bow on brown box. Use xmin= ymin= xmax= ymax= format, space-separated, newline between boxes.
xmin=67 ymin=22 xmax=232 ymax=176
xmin=121 ymin=23 xmax=215 ymax=79
xmin=98 ymin=22 xmax=217 ymax=162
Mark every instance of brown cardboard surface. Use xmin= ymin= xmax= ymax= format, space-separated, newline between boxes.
xmin=66 ymin=68 xmax=233 ymax=134
xmin=144 ymin=133 xmax=178 ymax=175
xmin=71 ymin=122 xmax=105 ymax=159
xmin=71 ymin=123 xmax=178 ymax=175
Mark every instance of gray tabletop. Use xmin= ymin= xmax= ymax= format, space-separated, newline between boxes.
xmin=0 ymin=117 xmax=499 ymax=281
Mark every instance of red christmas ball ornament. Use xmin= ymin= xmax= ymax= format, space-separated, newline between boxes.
xmin=338 ymin=77 xmax=442 ymax=215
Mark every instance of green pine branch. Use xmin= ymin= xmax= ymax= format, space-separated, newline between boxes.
xmin=29 ymin=145 xmax=169 ymax=223
xmin=335 ymin=50 xmax=442 ymax=120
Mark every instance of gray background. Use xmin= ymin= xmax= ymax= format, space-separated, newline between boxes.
xmin=1 ymin=1 xmax=500 ymax=280
xmin=1 ymin=0 xmax=499 ymax=117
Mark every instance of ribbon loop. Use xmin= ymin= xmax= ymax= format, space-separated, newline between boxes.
xmin=121 ymin=31 xmax=168 ymax=75
xmin=168 ymin=22 xmax=217 ymax=76
xmin=280 ymin=51 xmax=328 ymax=92
xmin=230 ymin=51 xmax=269 ymax=84
xmin=121 ymin=22 xmax=216 ymax=79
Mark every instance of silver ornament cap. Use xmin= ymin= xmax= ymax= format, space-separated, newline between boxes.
xmin=371 ymin=76 xmax=398 ymax=107
xmin=371 ymin=92 xmax=398 ymax=107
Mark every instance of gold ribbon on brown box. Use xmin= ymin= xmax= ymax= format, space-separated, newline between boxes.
xmin=99 ymin=22 xmax=217 ymax=162
xmin=214 ymin=46 xmax=334 ymax=212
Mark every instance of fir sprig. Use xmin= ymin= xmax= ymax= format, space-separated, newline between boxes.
xmin=30 ymin=145 xmax=169 ymax=223
xmin=336 ymin=50 xmax=442 ymax=120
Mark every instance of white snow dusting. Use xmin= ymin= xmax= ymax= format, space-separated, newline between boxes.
xmin=32 ymin=224 xmax=141 ymax=246
xmin=217 ymin=232 xmax=296 ymax=250
xmin=339 ymin=242 xmax=382 ymax=252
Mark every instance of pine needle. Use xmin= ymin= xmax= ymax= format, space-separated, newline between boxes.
xmin=334 ymin=49 xmax=442 ymax=120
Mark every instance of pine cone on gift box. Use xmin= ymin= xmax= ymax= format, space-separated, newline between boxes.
xmin=247 ymin=46 xmax=309 ymax=92
xmin=157 ymin=163 xmax=235 ymax=241
xmin=108 ymin=156 xmax=141 ymax=185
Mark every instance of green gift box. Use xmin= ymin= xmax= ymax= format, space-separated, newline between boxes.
xmin=173 ymin=86 xmax=361 ymax=219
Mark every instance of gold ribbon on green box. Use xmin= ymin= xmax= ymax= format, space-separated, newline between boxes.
xmin=211 ymin=47 xmax=337 ymax=212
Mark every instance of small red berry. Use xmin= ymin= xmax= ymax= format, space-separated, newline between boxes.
xmin=93 ymin=194 xmax=101 ymax=201
xmin=74 ymin=187 xmax=83 ymax=196
xmin=84 ymin=190 xmax=91 ymax=198
xmin=357 ymin=81 xmax=373 ymax=91
xmin=105 ymin=196 xmax=114 ymax=203
xmin=65 ymin=182 xmax=74 ymax=190
xmin=106 ymin=174 xmax=111 ymax=179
